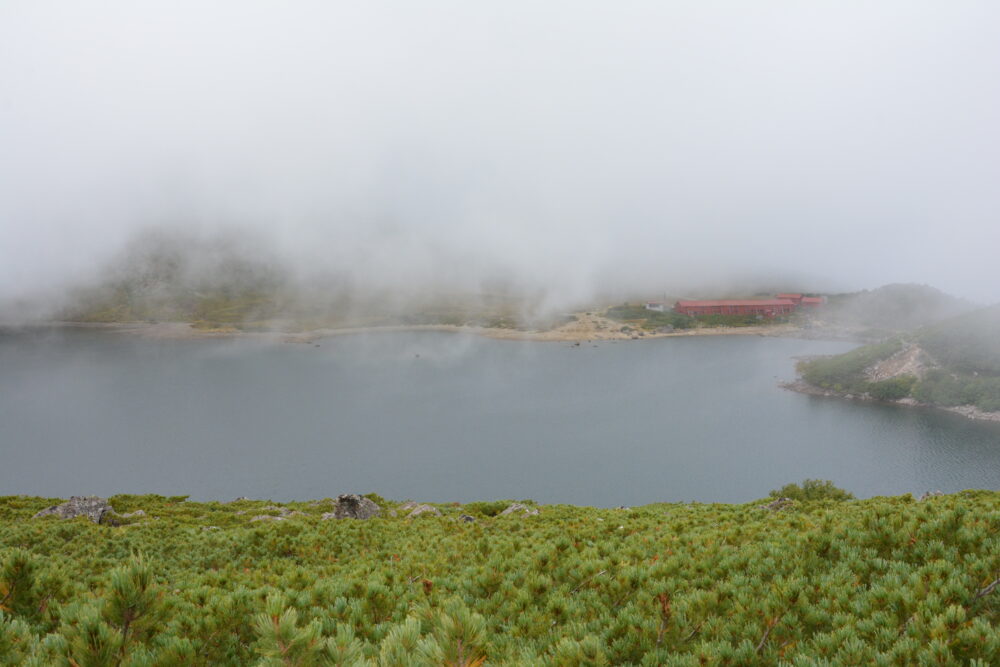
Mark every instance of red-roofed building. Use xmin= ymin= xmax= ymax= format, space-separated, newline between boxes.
xmin=800 ymin=296 xmax=825 ymax=307
xmin=674 ymin=299 xmax=796 ymax=318
xmin=776 ymin=293 xmax=803 ymax=305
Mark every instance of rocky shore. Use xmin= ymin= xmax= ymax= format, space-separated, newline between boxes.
xmin=781 ymin=379 xmax=1000 ymax=423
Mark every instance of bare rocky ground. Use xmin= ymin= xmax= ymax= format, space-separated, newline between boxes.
xmin=867 ymin=344 xmax=935 ymax=382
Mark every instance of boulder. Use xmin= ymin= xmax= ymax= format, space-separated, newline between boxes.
xmin=250 ymin=515 xmax=286 ymax=522
xmin=499 ymin=502 xmax=540 ymax=517
xmin=406 ymin=504 xmax=442 ymax=518
xmin=458 ymin=514 xmax=477 ymax=523
xmin=328 ymin=494 xmax=381 ymax=520
xmin=33 ymin=496 xmax=113 ymax=524
xmin=759 ymin=497 xmax=794 ymax=512
xmin=918 ymin=490 xmax=944 ymax=502
xmin=103 ymin=509 xmax=147 ymax=526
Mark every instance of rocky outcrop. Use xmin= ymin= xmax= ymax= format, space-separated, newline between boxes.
xmin=406 ymin=504 xmax=442 ymax=518
xmin=246 ymin=506 xmax=305 ymax=521
xmin=103 ymin=509 xmax=148 ymax=526
xmin=323 ymin=494 xmax=381 ymax=520
xmin=759 ymin=497 xmax=794 ymax=512
xmin=458 ymin=514 xmax=476 ymax=523
xmin=33 ymin=496 xmax=113 ymax=523
xmin=867 ymin=344 xmax=934 ymax=382
xmin=499 ymin=502 xmax=540 ymax=517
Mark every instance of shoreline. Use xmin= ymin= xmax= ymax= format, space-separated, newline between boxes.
xmin=17 ymin=316 xmax=853 ymax=344
xmin=781 ymin=379 xmax=1000 ymax=423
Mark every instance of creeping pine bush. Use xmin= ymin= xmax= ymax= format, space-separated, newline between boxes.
xmin=770 ymin=479 xmax=854 ymax=502
xmin=867 ymin=375 xmax=917 ymax=401
xmin=3 ymin=490 xmax=1000 ymax=664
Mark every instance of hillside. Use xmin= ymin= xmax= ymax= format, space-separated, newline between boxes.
xmin=60 ymin=228 xmax=293 ymax=327
xmin=820 ymin=283 xmax=974 ymax=334
xmin=795 ymin=305 xmax=1000 ymax=415
xmin=57 ymin=230 xmax=558 ymax=333
xmin=3 ymin=490 xmax=1000 ymax=665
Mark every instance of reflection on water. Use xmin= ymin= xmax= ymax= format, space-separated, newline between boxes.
xmin=2 ymin=328 xmax=999 ymax=506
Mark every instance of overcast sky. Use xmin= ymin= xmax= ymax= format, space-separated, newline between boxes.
xmin=2 ymin=1 xmax=999 ymax=306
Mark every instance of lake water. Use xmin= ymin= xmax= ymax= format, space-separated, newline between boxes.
xmin=2 ymin=328 xmax=1000 ymax=506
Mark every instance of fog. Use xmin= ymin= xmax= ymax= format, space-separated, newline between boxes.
xmin=2 ymin=1 xmax=999 ymax=309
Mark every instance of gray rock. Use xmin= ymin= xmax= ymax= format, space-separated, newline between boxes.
xmin=759 ymin=497 xmax=794 ymax=511
xmin=250 ymin=515 xmax=286 ymax=522
xmin=244 ymin=505 xmax=304 ymax=520
xmin=102 ymin=509 xmax=147 ymax=526
xmin=406 ymin=504 xmax=442 ymax=518
xmin=33 ymin=496 xmax=113 ymax=524
xmin=918 ymin=490 xmax=944 ymax=502
xmin=328 ymin=494 xmax=381 ymax=520
xmin=499 ymin=502 xmax=540 ymax=517
xmin=458 ymin=514 xmax=477 ymax=523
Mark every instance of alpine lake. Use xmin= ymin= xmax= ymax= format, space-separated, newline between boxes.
xmin=3 ymin=327 xmax=999 ymax=506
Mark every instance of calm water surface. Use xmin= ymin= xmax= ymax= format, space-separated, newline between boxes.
xmin=2 ymin=328 xmax=999 ymax=506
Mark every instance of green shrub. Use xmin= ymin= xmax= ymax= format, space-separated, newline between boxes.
xmin=770 ymin=479 xmax=854 ymax=501
xmin=696 ymin=313 xmax=778 ymax=327
xmin=867 ymin=375 xmax=917 ymax=401
xmin=604 ymin=305 xmax=694 ymax=330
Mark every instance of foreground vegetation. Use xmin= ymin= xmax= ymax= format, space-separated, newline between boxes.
xmin=3 ymin=489 xmax=1000 ymax=665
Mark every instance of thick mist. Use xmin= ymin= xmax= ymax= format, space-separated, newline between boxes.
xmin=2 ymin=1 xmax=999 ymax=308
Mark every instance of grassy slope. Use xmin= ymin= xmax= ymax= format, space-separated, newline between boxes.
xmin=3 ymin=493 xmax=1000 ymax=665
xmin=823 ymin=284 xmax=973 ymax=333
xmin=798 ymin=305 xmax=1000 ymax=411
xmin=919 ymin=306 xmax=1000 ymax=376
xmin=797 ymin=340 xmax=905 ymax=394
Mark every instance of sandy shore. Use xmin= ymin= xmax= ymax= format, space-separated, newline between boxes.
xmin=43 ymin=315 xmax=804 ymax=344
xmin=781 ymin=379 xmax=1000 ymax=423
